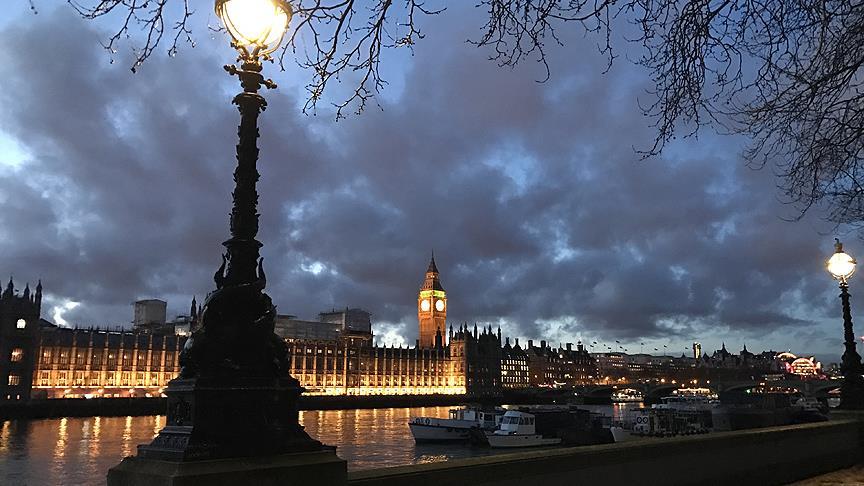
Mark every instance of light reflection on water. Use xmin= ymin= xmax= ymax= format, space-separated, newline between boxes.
xmin=298 ymin=406 xmax=511 ymax=472
xmin=0 ymin=404 xmax=636 ymax=485
xmin=0 ymin=414 xmax=165 ymax=486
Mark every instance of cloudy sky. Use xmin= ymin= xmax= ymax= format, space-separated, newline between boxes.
xmin=0 ymin=3 xmax=856 ymax=362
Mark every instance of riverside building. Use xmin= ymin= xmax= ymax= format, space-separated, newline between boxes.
xmin=524 ymin=340 xmax=598 ymax=386
xmin=0 ymin=258 xmax=503 ymax=400
xmin=276 ymin=256 xmax=501 ymax=397
xmin=32 ymin=327 xmax=184 ymax=399
xmin=0 ymin=279 xmax=42 ymax=401
xmin=0 ymin=279 xmax=186 ymax=401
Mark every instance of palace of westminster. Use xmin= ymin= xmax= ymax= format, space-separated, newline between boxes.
xmin=0 ymin=257 xmax=803 ymax=402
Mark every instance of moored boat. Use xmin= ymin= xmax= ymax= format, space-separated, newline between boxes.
xmin=652 ymin=395 xmax=719 ymax=412
xmin=483 ymin=410 xmax=563 ymax=448
xmin=611 ymin=407 xmax=712 ymax=442
xmin=611 ymin=389 xmax=644 ymax=403
xmin=409 ymin=407 xmax=503 ymax=443
xmin=790 ymin=396 xmax=829 ymax=423
xmin=609 ymin=425 xmax=638 ymax=443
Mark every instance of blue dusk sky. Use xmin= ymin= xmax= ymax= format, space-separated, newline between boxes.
xmin=0 ymin=2 xmax=857 ymax=363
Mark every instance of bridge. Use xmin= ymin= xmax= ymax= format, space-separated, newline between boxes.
xmin=572 ymin=379 xmax=841 ymax=403
xmin=713 ymin=379 xmax=840 ymax=399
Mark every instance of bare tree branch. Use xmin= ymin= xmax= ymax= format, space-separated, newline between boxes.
xmin=67 ymin=0 xmax=195 ymax=72
xmin=56 ymin=0 xmax=864 ymax=228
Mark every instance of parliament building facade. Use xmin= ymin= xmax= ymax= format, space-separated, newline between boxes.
xmin=0 ymin=256 xmax=518 ymax=401
xmin=279 ymin=256 xmax=502 ymax=396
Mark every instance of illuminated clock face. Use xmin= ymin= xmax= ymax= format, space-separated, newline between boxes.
xmin=16 ymin=319 xmax=26 ymax=329
xmin=435 ymin=299 xmax=445 ymax=312
xmin=420 ymin=299 xmax=430 ymax=311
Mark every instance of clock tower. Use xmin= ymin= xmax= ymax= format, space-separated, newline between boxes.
xmin=418 ymin=254 xmax=446 ymax=348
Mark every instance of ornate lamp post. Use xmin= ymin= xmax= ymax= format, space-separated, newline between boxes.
xmin=109 ymin=1 xmax=346 ymax=483
xmin=826 ymin=238 xmax=864 ymax=409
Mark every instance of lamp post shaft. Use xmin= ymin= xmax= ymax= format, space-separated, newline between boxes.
xmin=222 ymin=61 xmax=268 ymax=288
xmin=106 ymin=6 xmax=343 ymax=482
xmin=124 ymin=57 xmax=323 ymax=463
xmin=839 ymin=282 xmax=864 ymax=409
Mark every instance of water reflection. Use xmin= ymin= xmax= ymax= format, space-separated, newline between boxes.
xmin=121 ymin=416 xmax=133 ymax=457
xmin=0 ymin=405 xmax=630 ymax=485
xmin=0 ymin=420 xmax=10 ymax=453
xmin=51 ymin=418 xmax=68 ymax=479
xmin=0 ymin=415 xmax=165 ymax=486
xmin=298 ymin=406 xmax=509 ymax=471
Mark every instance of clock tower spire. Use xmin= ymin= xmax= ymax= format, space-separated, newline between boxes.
xmin=418 ymin=252 xmax=446 ymax=348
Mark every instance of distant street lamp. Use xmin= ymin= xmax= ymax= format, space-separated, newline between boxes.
xmin=109 ymin=2 xmax=344 ymax=483
xmin=826 ymin=238 xmax=864 ymax=409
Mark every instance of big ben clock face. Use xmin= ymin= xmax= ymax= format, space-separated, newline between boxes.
xmin=435 ymin=299 xmax=445 ymax=312
xmin=421 ymin=299 xmax=431 ymax=311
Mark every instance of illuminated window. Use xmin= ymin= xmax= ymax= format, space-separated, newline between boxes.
xmin=7 ymin=374 xmax=20 ymax=386
xmin=16 ymin=319 xmax=26 ymax=329
xmin=10 ymin=348 xmax=23 ymax=362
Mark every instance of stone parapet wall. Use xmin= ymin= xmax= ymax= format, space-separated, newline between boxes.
xmin=349 ymin=419 xmax=864 ymax=486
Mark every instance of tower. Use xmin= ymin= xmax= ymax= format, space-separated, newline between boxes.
xmin=417 ymin=254 xmax=446 ymax=348
xmin=0 ymin=278 xmax=42 ymax=401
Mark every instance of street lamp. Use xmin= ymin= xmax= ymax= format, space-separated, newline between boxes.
xmin=216 ymin=0 xmax=292 ymax=57
xmin=826 ymin=238 xmax=864 ymax=409
xmin=110 ymin=2 xmax=346 ymax=483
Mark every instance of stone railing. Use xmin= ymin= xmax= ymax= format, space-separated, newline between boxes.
xmin=349 ymin=417 xmax=864 ymax=486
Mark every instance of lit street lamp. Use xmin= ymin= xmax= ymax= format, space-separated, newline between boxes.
xmin=826 ymin=238 xmax=864 ymax=409
xmin=109 ymin=1 xmax=345 ymax=483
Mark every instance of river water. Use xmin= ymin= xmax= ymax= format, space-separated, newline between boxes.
xmin=0 ymin=404 xmax=637 ymax=485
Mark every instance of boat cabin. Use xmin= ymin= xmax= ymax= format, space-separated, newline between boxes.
xmin=494 ymin=410 xmax=537 ymax=436
xmin=448 ymin=408 xmax=502 ymax=429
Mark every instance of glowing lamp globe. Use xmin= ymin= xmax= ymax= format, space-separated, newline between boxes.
xmin=215 ymin=0 xmax=292 ymax=55
xmin=827 ymin=239 xmax=857 ymax=282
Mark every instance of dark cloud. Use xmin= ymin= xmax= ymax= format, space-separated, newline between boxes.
xmin=0 ymin=4 xmax=853 ymax=362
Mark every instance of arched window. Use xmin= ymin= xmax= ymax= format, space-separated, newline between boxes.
xmin=16 ymin=319 xmax=26 ymax=329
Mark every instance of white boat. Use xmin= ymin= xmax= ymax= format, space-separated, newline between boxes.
xmin=611 ymin=389 xmax=644 ymax=403
xmin=790 ymin=396 xmax=829 ymax=422
xmin=609 ymin=425 xmax=639 ymax=443
xmin=409 ymin=408 xmax=502 ymax=443
xmin=611 ymin=407 xmax=712 ymax=442
xmin=484 ymin=410 xmax=562 ymax=448
xmin=791 ymin=397 xmax=823 ymax=412
xmin=652 ymin=395 xmax=719 ymax=411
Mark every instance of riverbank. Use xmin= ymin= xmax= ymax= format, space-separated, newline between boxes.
xmin=788 ymin=464 xmax=864 ymax=485
xmin=348 ymin=417 xmax=864 ymax=486
xmin=0 ymin=394 xmax=472 ymax=420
